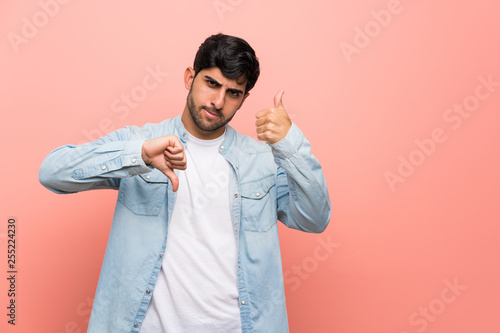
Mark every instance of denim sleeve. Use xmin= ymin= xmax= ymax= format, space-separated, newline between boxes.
xmin=270 ymin=122 xmax=331 ymax=233
xmin=39 ymin=126 xmax=153 ymax=194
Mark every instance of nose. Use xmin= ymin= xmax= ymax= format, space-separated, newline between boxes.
xmin=211 ymin=89 xmax=225 ymax=110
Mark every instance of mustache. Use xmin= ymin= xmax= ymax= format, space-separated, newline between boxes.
xmin=201 ymin=106 xmax=222 ymax=116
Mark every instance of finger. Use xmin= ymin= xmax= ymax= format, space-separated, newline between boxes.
xmin=166 ymin=145 xmax=184 ymax=154
xmin=163 ymin=158 xmax=186 ymax=171
xmin=256 ymin=130 xmax=270 ymax=142
xmin=255 ymin=116 xmax=269 ymax=127
xmin=171 ymin=164 xmax=187 ymax=170
xmin=164 ymin=159 xmax=173 ymax=169
xmin=164 ymin=150 xmax=185 ymax=161
xmin=256 ymin=122 xmax=274 ymax=134
xmin=274 ymin=89 xmax=285 ymax=109
xmin=164 ymin=151 xmax=186 ymax=166
xmin=163 ymin=168 xmax=179 ymax=192
xmin=255 ymin=108 xmax=272 ymax=119
xmin=167 ymin=135 xmax=182 ymax=147
xmin=169 ymin=159 xmax=187 ymax=170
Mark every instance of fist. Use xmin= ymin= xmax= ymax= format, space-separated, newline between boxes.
xmin=141 ymin=135 xmax=187 ymax=191
xmin=255 ymin=89 xmax=292 ymax=144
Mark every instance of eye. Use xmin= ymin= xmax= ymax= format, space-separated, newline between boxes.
xmin=228 ymin=90 xmax=241 ymax=97
xmin=207 ymin=79 xmax=218 ymax=87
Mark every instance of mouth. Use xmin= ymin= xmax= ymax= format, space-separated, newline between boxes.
xmin=203 ymin=108 xmax=221 ymax=119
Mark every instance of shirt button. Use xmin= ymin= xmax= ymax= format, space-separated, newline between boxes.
xmin=131 ymin=158 xmax=137 ymax=163
xmin=101 ymin=165 xmax=107 ymax=170
xmin=235 ymin=165 xmax=239 ymax=169
xmin=146 ymin=175 xmax=151 ymax=180
xmin=146 ymin=290 xmax=151 ymax=294
xmin=238 ymin=264 xmax=241 ymax=268
xmin=159 ymin=254 xmax=163 ymax=258
xmin=220 ymin=145 xmax=224 ymax=150
xmin=182 ymin=133 xmax=186 ymax=137
xmin=234 ymin=193 xmax=238 ymax=198
xmin=255 ymin=192 xmax=260 ymax=197
xmin=234 ymin=229 xmax=237 ymax=234
xmin=241 ymin=300 xmax=245 ymax=305
xmin=134 ymin=324 xmax=138 ymax=328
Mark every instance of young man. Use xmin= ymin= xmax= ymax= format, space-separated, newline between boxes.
xmin=39 ymin=33 xmax=331 ymax=333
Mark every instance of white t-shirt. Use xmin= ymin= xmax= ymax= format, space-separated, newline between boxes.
xmin=141 ymin=130 xmax=241 ymax=333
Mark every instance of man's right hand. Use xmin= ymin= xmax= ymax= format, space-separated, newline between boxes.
xmin=141 ymin=135 xmax=187 ymax=192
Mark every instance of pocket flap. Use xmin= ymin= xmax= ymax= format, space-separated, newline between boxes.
xmin=139 ymin=169 xmax=169 ymax=184
xmin=240 ymin=175 xmax=275 ymax=199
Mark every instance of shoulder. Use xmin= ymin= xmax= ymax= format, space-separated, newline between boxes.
xmin=229 ymin=126 xmax=272 ymax=155
xmin=227 ymin=127 xmax=278 ymax=177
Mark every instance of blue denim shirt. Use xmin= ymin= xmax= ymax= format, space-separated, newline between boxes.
xmin=39 ymin=115 xmax=331 ymax=333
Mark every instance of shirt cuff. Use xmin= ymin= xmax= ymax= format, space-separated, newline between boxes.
xmin=122 ymin=139 xmax=153 ymax=175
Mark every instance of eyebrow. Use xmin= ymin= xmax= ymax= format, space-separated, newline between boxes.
xmin=204 ymin=75 xmax=244 ymax=95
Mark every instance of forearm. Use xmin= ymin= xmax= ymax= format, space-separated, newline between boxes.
xmin=39 ymin=126 xmax=152 ymax=194
xmin=272 ymin=123 xmax=331 ymax=233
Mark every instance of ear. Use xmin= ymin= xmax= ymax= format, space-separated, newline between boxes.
xmin=184 ymin=67 xmax=195 ymax=90
xmin=238 ymin=92 xmax=250 ymax=110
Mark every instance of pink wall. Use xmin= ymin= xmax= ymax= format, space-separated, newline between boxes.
xmin=1 ymin=0 xmax=499 ymax=332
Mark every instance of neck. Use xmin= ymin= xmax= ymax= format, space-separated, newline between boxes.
xmin=181 ymin=106 xmax=225 ymax=140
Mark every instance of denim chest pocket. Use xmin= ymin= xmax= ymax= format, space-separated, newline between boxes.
xmin=240 ymin=174 xmax=277 ymax=232
xmin=118 ymin=169 xmax=169 ymax=216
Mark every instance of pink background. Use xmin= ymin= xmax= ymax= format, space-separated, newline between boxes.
xmin=1 ymin=0 xmax=500 ymax=332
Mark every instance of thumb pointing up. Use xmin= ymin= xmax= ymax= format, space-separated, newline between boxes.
xmin=255 ymin=89 xmax=291 ymax=144
xmin=274 ymin=89 xmax=285 ymax=109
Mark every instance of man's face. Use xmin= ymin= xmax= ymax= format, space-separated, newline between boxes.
xmin=183 ymin=66 xmax=248 ymax=139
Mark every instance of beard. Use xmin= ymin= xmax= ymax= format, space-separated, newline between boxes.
xmin=187 ymin=89 xmax=235 ymax=132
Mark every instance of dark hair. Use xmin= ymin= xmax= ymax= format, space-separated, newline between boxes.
xmin=193 ymin=33 xmax=260 ymax=93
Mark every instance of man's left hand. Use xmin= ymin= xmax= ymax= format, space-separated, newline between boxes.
xmin=255 ymin=89 xmax=292 ymax=144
